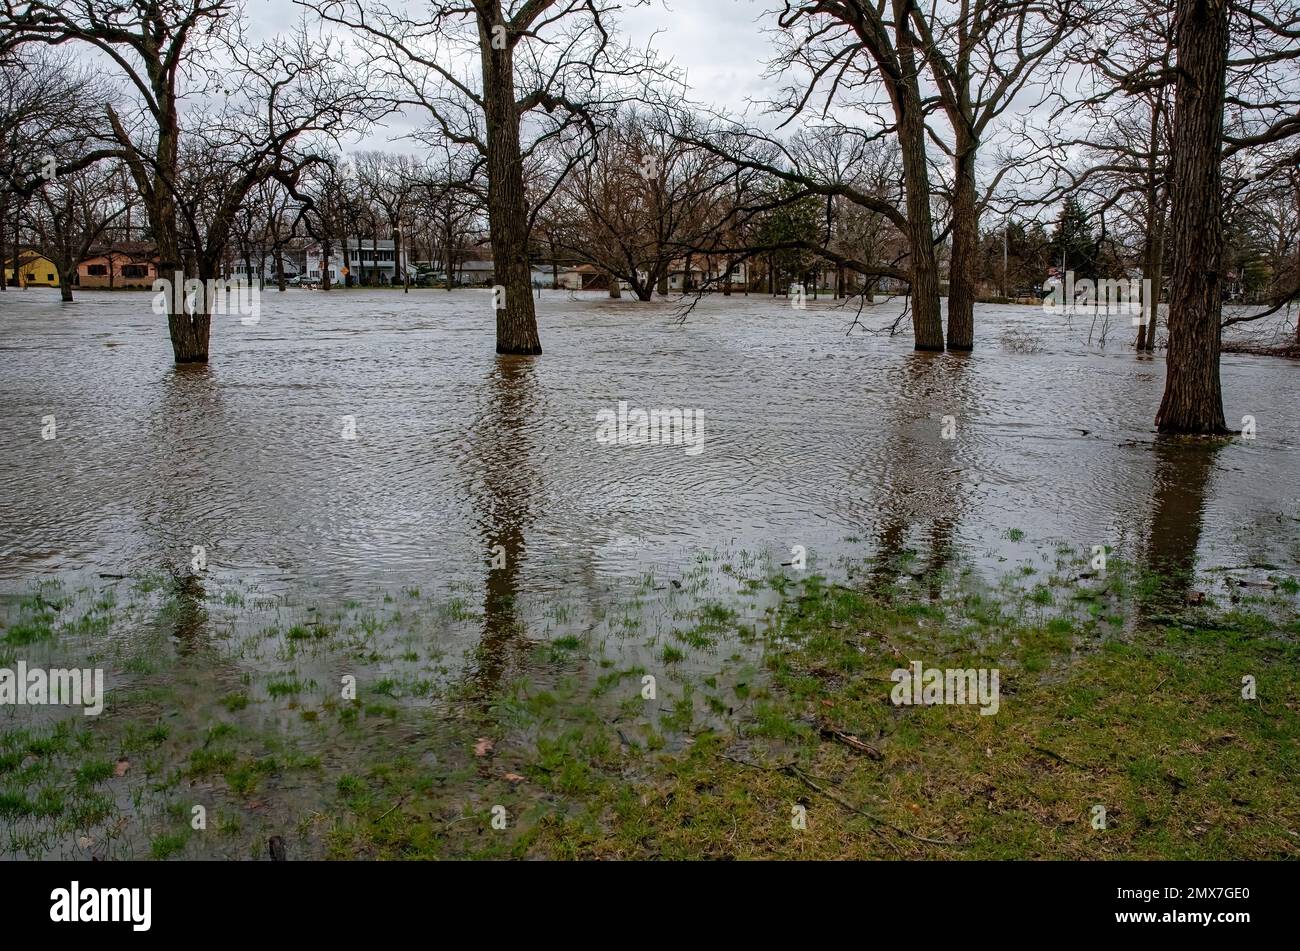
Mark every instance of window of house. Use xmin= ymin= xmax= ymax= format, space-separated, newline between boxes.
xmin=47 ymin=274 xmax=55 ymax=282
xmin=87 ymin=264 xmax=108 ymax=276
xmin=123 ymin=265 xmax=147 ymax=278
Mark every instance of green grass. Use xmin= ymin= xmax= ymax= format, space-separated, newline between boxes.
xmin=4 ymin=556 xmax=1296 ymax=861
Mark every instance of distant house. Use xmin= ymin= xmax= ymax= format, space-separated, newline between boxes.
xmin=456 ymin=260 xmax=495 ymax=285
xmin=667 ymin=258 xmax=748 ymax=292
xmin=78 ymin=242 xmax=158 ymax=288
xmin=557 ymin=264 xmax=599 ymax=290
xmin=3 ymin=248 xmax=59 ymax=286
xmin=304 ymin=238 xmax=416 ymax=285
xmin=227 ymin=254 xmax=298 ymax=283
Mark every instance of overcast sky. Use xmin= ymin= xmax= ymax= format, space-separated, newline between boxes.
xmin=245 ymin=0 xmax=780 ymax=153
xmin=244 ymin=0 xmax=774 ymax=138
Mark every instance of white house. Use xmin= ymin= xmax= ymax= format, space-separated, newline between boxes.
xmin=557 ymin=264 xmax=598 ymax=290
xmin=455 ymin=260 xmax=495 ymax=285
xmin=227 ymin=254 xmax=298 ymax=283
xmin=304 ymin=238 xmax=416 ymax=285
xmin=667 ymin=258 xmax=749 ymax=291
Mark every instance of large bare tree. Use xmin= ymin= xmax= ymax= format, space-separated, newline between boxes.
xmin=910 ymin=0 xmax=1076 ymax=350
xmin=309 ymin=0 xmax=661 ymax=354
xmin=1156 ymin=0 xmax=1230 ymax=433
xmin=1 ymin=2 xmax=363 ymax=362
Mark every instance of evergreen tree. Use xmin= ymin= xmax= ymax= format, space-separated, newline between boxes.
xmin=1049 ymin=197 xmax=1096 ymax=278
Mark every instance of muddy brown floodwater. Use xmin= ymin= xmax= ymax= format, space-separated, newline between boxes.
xmin=2 ymin=289 xmax=1296 ymax=596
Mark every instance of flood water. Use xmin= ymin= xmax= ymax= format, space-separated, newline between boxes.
xmin=2 ymin=286 xmax=1297 ymax=859
xmin=1 ymin=288 xmax=1297 ymax=600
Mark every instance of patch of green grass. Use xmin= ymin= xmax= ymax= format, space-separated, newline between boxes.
xmin=266 ymin=676 xmax=310 ymax=698
xmin=150 ymin=833 xmax=187 ymax=859
xmin=74 ymin=759 xmax=114 ymax=786
xmin=220 ymin=692 xmax=249 ymax=712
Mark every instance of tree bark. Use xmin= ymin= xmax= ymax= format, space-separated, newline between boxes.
xmin=1139 ymin=216 xmax=1165 ymax=351
xmin=946 ymin=143 xmax=978 ymax=351
xmin=12 ymin=195 xmax=24 ymax=289
xmin=1138 ymin=94 xmax=1167 ymax=351
xmin=0 ymin=192 xmax=7 ymax=291
xmin=481 ymin=21 xmax=542 ymax=355
xmin=1156 ymin=0 xmax=1229 ymax=434
xmin=891 ymin=3 xmax=944 ymax=351
xmin=445 ymin=219 xmax=455 ymax=291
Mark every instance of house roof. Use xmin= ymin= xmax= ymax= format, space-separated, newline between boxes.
xmin=5 ymin=249 xmax=57 ymax=271
xmin=84 ymin=241 xmax=158 ymax=262
xmin=87 ymin=240 xmax=157 ymax=255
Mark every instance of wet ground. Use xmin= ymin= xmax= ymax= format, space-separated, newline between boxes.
xmin=0 ymin=287 xmax=1296 ymax=858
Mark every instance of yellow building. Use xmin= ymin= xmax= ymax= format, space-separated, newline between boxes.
xmin=3 ymin=249 xmax=60 ymax=287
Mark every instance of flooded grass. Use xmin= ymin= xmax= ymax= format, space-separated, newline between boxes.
xmin=1 ymin=535 xmax=1296 ymax=860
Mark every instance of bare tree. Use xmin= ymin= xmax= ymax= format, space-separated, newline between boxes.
xmin=307 ymin=0 xmax=663 ymax=354
xmin=0 ymin=46 xmax=110 ymax=291
xmin=768 ymin=1 xmax=945 ymax=350
xmin=548 ymin=108 xmax=734 ymax=300
xmin=27 ymin=160 xmax=125 ymax=301
xmin=415 ymin=141 xmax=485 ymax=291
xmin=910 ymin=0 xmax=1077 ymax=350
xmin=1156 ymin=0 xmax=1230 ymax=433
xmin=355 ymin=150 xmax=419 ymax=290
xmin=1 ymin=2 xmax=364 ymax=362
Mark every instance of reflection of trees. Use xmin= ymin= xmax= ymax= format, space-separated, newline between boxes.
xmin=867 ymin=352 xmax=975 ymax=599
xmin=1142 ymin=438 xmax=1222 ymax=607
xmin=466 ymin=356 xmax=540 ymax=696
xmin=147 ymin=365 xmax=222 ymax=647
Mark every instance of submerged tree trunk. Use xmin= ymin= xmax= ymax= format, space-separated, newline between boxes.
xmin=1138 ymin=96 xmax=1167 ymax=352
xmin=276 ymin=246 xmax=287 ymax=292
xmin=892 ymin=6 xmax=944 ymax=352
xmin=157 ymin=192 xmax=209 ymax=362
xmin=1139 ymin=216 xmax=1165 ymax=351
xmin=445 ymin=223 xmax=455 ymax=291
xmin=0 ymin=192 xmax=7 ymax=291
xmin=481 ymin=26 xmax=542 ymax=355
xmin=608 ymin=269 xmax=621 ymax=298
xmin=167 ymin=306 xmax=212 ymax=363
xmin=12 ymin=195 xmax=24 ymax=288
xmin=946 ymin=144 xmax=978 ymax=351
xmin=1156 ymin=0 xmax=1229 ymax=434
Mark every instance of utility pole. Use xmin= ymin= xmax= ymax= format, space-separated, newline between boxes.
xmin=1003 ymin=223 xmax=1009 ymax=298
